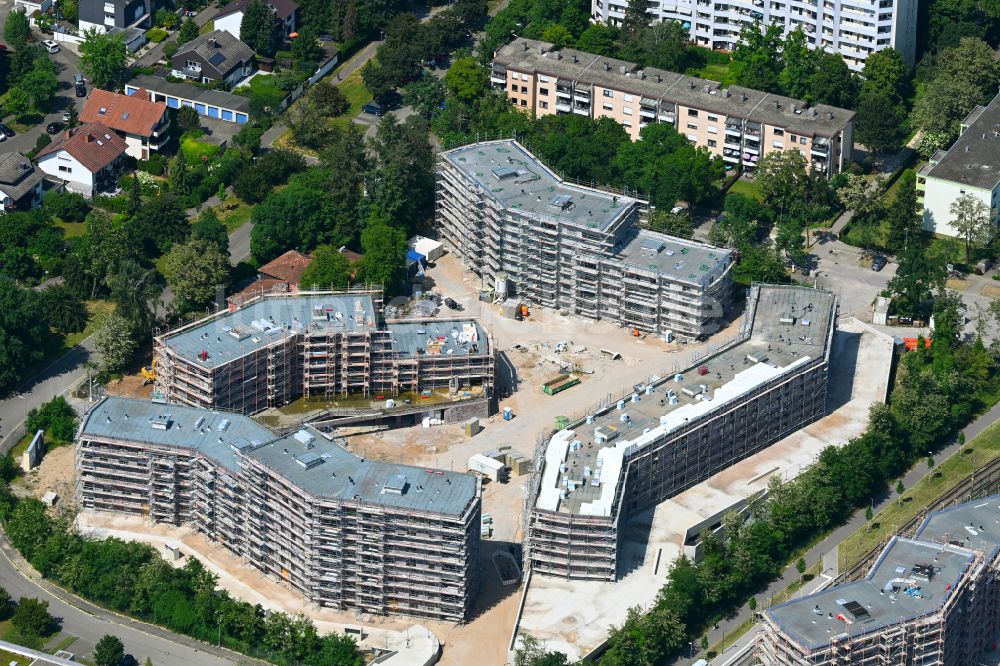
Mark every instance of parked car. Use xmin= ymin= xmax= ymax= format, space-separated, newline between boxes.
xmin=0 ymin=132 xmax=6 ymax=143
xmin=362 ymin=102 xmax=384 ymax=116
xmin=46 ymin=121 xmax=63 ymax=134
xmin=0 ymin=124 xmax=15 ymax=138
xmin=444 ymin=297 xmax=462 ymax=310
xmin=61 ymin=110 xmax=72 ymax=122
xmin=871 ymin=255 xmax=888 ymax=272
xmin=75 ymin=82 xmax=86 ymax=97
xmin=42 ymin=40 xmax=60 ymax=53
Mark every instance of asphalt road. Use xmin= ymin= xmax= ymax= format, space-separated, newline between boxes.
xmin=0 ymin=537 xmax=235 ymax=665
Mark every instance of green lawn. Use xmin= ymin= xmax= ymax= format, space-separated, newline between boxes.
xmin=838 ymin=420 xmax=1000 ymax=571
xmin=727 ymin=177 xmax=764 ymax=202
xmin=0 ymin=648 xmax=29 ymax=666
xmin=199 ymin=19 xmax=214 ymax=35
xmin=217 ymin=200 xmax=253 ymax=232
xmin=53 ymin=217 xmax=88 ymax=239
xmin=694 ymin=62 xmax=730 ymax=83
xmin=330 ymin=68 xmax=372 ymax=129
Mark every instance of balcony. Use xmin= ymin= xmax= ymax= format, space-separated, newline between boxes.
xmin=725 ymin=124 xmax=742 ymax=136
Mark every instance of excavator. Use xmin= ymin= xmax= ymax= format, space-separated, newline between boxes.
xmin=141 ymin=359 xmax=157 ymax=386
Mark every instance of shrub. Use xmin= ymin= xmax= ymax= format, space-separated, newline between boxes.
xmin=180 ymin=137 xmax=220 ymax=163
xmin=43 ymin=190 xmax=89 ymax=222
xmin=91 ymin=194 xmax=130 ymax=214
xmin=34 ymin=133 xmax=51 ymax=152
xmin=25 ymin=396 xmax=79 ymax=442
xmin=139 ymin=153 xmax=166 ymax=176
xmin=146 ymin=28 xmax=168 ymax=42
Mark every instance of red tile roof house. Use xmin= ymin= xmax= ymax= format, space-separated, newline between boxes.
xmin=35 ymin=123 xmax=127 ymax=199
xmin=80 ymin=88 xmax=170 ymax=161
xmin=229 ymin=250 xmax=313 ymax=306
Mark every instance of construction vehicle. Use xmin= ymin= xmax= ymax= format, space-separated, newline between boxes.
xmin=141 ymin=359 xmax=157 ymax=385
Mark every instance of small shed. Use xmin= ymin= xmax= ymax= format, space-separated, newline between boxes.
xmin=468 ymin=453 xmax=506 ymax=482
xmin=873 ymin=296 xmax=891 ymax=326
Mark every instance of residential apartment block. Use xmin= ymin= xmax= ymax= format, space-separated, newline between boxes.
xmin=525 ymin=284 xmax=837 ymax=580
xmin=76 ymin=396 xmax=481 ymax=622
xmin=757 ymin=496 xmax=1000 ymax=665
xmin=590 ymin=0 xmax=917 ymax=71
xmin=35 ymin=123 xmax=127 ymax=198
xmin=492 ymin=38 xmax=856 ymax=177
xmin=153 ymin=288 xmax=495 ymax=416
xmin=917 ymin=92 xmax=1000 ymax=240
xmin=436 ymin=140 xmax=735 ymax=340
xmin=80 ymin=88 xmax=170 ymax=160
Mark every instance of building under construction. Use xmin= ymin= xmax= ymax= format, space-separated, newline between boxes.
xmin=524 ymin=284 xmax=837 ymax=580
xmin=757 ymin=496 xmax=1000 ymax=665
xmin=153 ymin=288 xmax=495 ymax=416
xmin=75 ymin=396 xmax=481 ymax=622
xmin=436 ymin=140 xmax=734 ymax=340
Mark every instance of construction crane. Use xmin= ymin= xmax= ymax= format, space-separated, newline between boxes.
xmin=141 ymin=359 xmax=157 ymax=385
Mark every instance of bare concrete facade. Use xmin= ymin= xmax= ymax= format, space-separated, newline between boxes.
xmin=76 ymin=397 xmax=481 ymax=623
xmin=436 ymin=140 xmax=735 ymax=340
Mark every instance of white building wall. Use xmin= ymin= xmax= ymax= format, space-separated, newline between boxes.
xmin=921 ymin=178 xmax=1000 ymax=238
xmin=36 ymin=151 xmax=95 ymax=198
xmin=592 ymin=0 xmax=918 ymax=71
xmin=78 ymin=19 xmax=106 ymax=34
xmin=215 ymin=12 xmax=242 ymax=41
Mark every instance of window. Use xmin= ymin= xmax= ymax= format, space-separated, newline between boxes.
xmin=623 ymin=107 xmax=632 ymax=115
xmin=539 ymin=88 xmax=549 ymax=96
xmin=539 ymin=101 xmax=548 ymax=109
xmin=603 ymin=102 xmax=613 ymax=111
xmin=520 ymin=73 xmax=529 ymax=81
xmin=58 ymin=165 xmax=72 ymax=173
xmin=773 ymin=128 xmax=784 ymax=136
xmin=624 ymin=94 xmax=633 ymax=102
xmin=707 ymin=126 xmax=717 ymax=134
xmin=509 ymin=83 xmax=517 ymax=91
xmin=686 ymin=134 xmax=697 ymax=141
xmin=799 ymin=136 xmax=806 ymax=145
xmin=623 ymin=120 xmax=632 ymax=127
xmin=686 ymin=122 xmax=697 ymax=129
xmin=790 ymin=134 xmax=797 ymax=141
xmin=707 ymin=114 xmax=718 ymax=122
xmin=520 ymin=99 xmax=527 ymax=107
xmin=603 ymin=90 xmax=614 ymax=98
xmin=688 ymin=109 xmax=698 ymax=117
xmin=186 ymin=60 xmax=201 ymax=71
xmin=521 ymin=86 xmax=528 ymax=93
xmin=772 ymin=140 xmax=784 ymax=148
xmin=708 ymin=139 xmax=717 ymax=147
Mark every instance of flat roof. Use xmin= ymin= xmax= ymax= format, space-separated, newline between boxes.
xmin=81 ymin=397 xmax=478 ymax=516
xmin=914 ymin=494 xmax=1000 ymax=554
xmin=494 ymin=38 xmax=854 ymax=138
xmin=767 ymin=538 xmax=975 ymax=649
xmin=161 ymin=293 xmax=378 ymax=369
xmin=127 ymin=74 xmax=252 ymax=113
xmin=615 ymin=229 xmax=733 ymax=287
xmin=440 ymin=140 xmax=640 ymax=232
xmin=925 ymin=93 xmax=1000 ymax=190
xmin=535 ymin=284 xmax=837 ymax=516
xmin=388 ymin=320 xmax=489 ymax=358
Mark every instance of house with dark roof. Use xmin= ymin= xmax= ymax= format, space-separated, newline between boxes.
xmin=171 ymin=30 xmax=254 ymax=86
xmin=214 ymin=0 xmax=297 ymax=43
xmin=78 ymin=0 xmax=150 ymax=35
xmin=0 ymin=153 xmax=44 ymax=212
xmin=917 ymin=92 xmax=1000 ymax=239
xmin=35 ymin=123 xmax=127 ymax=198
xmin=80 ymin=88 xmax=170 ymax=160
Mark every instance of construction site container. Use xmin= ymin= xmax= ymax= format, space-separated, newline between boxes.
xmin=542 ymin=374 xmax=580 ymax=395
xmin=500 ymin=298 xmax=522 ymax=320
xmin=464 ymin=417 xmax=481 ymax=437
xmin=468 ymin=453 xmax=506 ymax=482
xmin=507 ymin=454 xmax=530 ymax=477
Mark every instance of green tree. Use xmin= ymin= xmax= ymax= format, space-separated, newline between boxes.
xmin=44 ymin=190 xmax=88 ymax=222
xmin=300 ymin=245 xmax=352 ymax=289
xmin=727 ymin=22 xmax=784 ymax=93
xmin=288 ymin=98 xmax=332 ymax=149
xmin=40 ymin=283 xmax=88 ymax=336
xmin=80 ymin=30 xmax=129 ymax=90
xmin=575 ymin=23 xmax=620 ymax=56
xmin=887 ymin=242 xmax=944 ymax=317
xmin=911 ymin=38 xmax=1000 ymax=142
xmin=354 ymin=214 xmax=406 ymax=294
xmin=4 ymin=10 xmax=30 ymax=47
xmin=402 ymin=75 xmax=446 ymax=119
xmin=809 ymin=53 xmax=857 ymax=108
xmin=309 ymin=80 xmax=349 ymax=115
xmin=444 ymin=56 xmax=487 ymax=105
xmin=859 ymin=48 xmax=907 ymax=104
xmin=886 ymin=170 xmax=920 ymax=253
xmin=250 ymin=182 xmax=339 ymax=262
xmin=192 ymin=208 xmax=230 ymax=254
xmin=155 ymin=8 xmax=179 ymax=29
xmin=540 ymin=23 xmax=574 ymax=48
xmin=241 ymin=0 xmax=278 ymax=55
xmin=25 ymin=395 xmax=79 ymax=442
xmin=649 ymin=210 xmax=693 ymax=238
xmin=133 ymin=194 xmax=189 ymax=255
xmin=855 ymin=91 xmax=905 ymax=155
xmin=178 ymin=17 xmax=199 ymax=45
xmin=896 ymin=480 xmax=905 ymax=503
xmin=94 ymin=634 xmax=125 ymax=666
xmin=291 ymin=25 xmax=323 ymax=65
xmin=0 ymin=280 xmax=48 ymax=392
xmin=162 ymin=238 xmax=230 ymax=312
xmin=4 ymin=87 xmax=30 ymax=120
xmin=796 ymin=556 xmax=807 ymax=576
xmin=949 ymin=192 xmax=992 ymax=259
xmin=21 ymin=65 xmax=59 ymax=112
xmin=94 ymin=313 xmax=137 ymax=374
xmin=176 ymin=105 xmax=201 ymax=132
xmin=620 ymin=0 xmax=650 ymax=39
xmin=11 ymin=597 xmax=55 ymax=639
xmin=778 ymin=29 xmax=817 ymax=100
